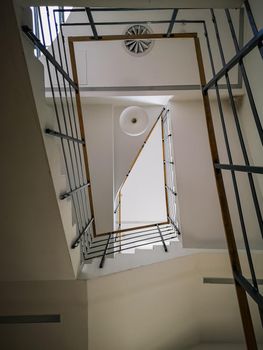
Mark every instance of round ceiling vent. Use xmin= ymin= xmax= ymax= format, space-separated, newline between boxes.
xmin=119 ymin=106 xmax=149 ymax=136
xmin=124 ymin=25 xmax=154 ymax=56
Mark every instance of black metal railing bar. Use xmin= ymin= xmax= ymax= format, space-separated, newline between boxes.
xmin=225 ymin=9 xmax=263 ymax=146
xmin=214 ymin=163 xmax=263 ymax=174
xmin=45 ymin=128 xmax=85 ymax=144
xmin=71 ymin=217 xmax=94 ymax=248
xmin=203 ymin=28 xmax=263 ymax=92
xmin=60 ymin=182 xmax=90 ymax=200
xmin=86 ymin=231 xmax=177 ymax=261
xmin=88 ymin=227 xmax=174 ymax=250
xmin=210 ymin=9 xmax=263 ymax=240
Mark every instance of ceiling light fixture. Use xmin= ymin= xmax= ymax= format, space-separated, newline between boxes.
xmin=119 ymin=106 xmax=149 ymax=136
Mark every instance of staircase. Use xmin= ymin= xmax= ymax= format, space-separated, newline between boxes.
xmin=79 ymin=223 xmax=184 ymax=278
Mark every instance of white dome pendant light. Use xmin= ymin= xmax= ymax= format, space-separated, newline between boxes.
xmin=119 ymin=106 xmax=149 ymax=136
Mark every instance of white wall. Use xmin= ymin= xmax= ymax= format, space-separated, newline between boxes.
xmin=121 ymin=119 xmax=167 ymax=227
xmin=0 ymin=281 xmax=88 ymax=350
xmin=113 ymin=105 xmax=163 ymax=195
xmin=69 ymin=8 xmax=239 ymax=91
xmin=168 ymin=90 xmax=263 ymax=250
xmin=169 ymin=98 xmax=225 ymax=248
xmin=43 ymin=8 xmax=241 ymax=96
xmin=83 ymin=103 xmax=167 ymax=234
xmin=83 ymin=104 xmax=114 ymax=234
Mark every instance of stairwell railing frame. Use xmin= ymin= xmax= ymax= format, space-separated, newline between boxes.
xmin=22 ymin=7 xmax=96 ymax=255
xmin=161 ymin=109 xmax=179 ymax=233
xmin=86 ymin=223 xmax=177 ymax=268
xmin=66 ymin=9 xmax=262 ymax=348
xmin=23 ymin=4 xmax=263 ymax=345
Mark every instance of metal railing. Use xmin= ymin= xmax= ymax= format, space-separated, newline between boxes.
xmin=199 ymin=2 xmax=263 ymax=344
xmin=84 ymin=223 xmax=177 ymax=268
xmin=111 ymin=107 xmax=179 ymax=254
xmin=22 ymin=7 xmax=96 ymax=253
xmin=22 ymin=5 xmax=262 ymax=344
xmin=161 ymin=109 xmax=180 ymax=234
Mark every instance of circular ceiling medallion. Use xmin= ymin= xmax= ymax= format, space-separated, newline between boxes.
xmin=119 ymin=106 xmax=149 ymax=136
xmin=124 ymin=25 xmax=154 ymax=56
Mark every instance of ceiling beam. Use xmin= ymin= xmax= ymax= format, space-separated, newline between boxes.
xmin=18 ymin=1 xmax=244 ymax=9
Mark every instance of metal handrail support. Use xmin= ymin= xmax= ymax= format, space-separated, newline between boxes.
xmin=99 ymin=233 xmax=112 ymax=268
xmin=244 ymin=0 xmax=263 ymax=59
xmin=225 ymin=9 xmax=263 ymax=146
xmin=168 ymin=216 xmax=181 ymax=235
xmin=45 ymin=128 xmax=85 ymax=144
xmin=157 ymin=224 xmax=168 ymax=252
xmin=21 ymin=25 xmax=78 ymax=91
xmin=71 ymin=217 xmax=94 ymax=248
xmin=60 ymin=182 xmax=90 ymax=200
xmin=203 ymin=28 xmax=263 ymax=92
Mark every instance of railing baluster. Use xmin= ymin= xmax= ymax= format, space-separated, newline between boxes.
xmin=204 ymin=19 xmax=260 ymax=301
xmin=225 ymin=9 xmax=263 ymax=146
xmin=243 ymin=0 xmax=263 ymax=59
xmin=60 ymin=182 xmax=90 ymax=200
xmin=71 ymin=217 xmax=94 ymax=248
xmin=211 ymin=9 xmax=263 ymax=240
xmin=53 ymin=11 xmax=92 ymax=229
xmin=45 ymin=128 xmax=85 ymax=144
xmin=157 ymin=225 xmax=168 ymax=252
xmin=99 ymin=234 xmax=112 ymax=268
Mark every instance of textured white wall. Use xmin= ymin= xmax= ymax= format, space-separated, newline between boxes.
xmin=113 ymin=105 xmax=163 ymax=195
xmin=169 ymin=95 xmax=263 ymax=249
xmin=83 ymin=104 xmax=115 ymax=234
xmin=43 ymin=8 xmax=241 ymax=96
xmin=169 ymin=98 xmax=225 ymax=248
xmin=121 ymin=119 xmax=167 ymax=227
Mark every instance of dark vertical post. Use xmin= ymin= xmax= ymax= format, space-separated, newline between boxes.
xmin=203 ymin=20 xmax=260 ymax=309
xmin=210 ymin=9 xmax=263 ymax=240
xmin=99 ymin=234 xmax=112 ymax=268
xmin=225 ymin=9 xmax=263 ymax=145
xmin=85 ymin=7 xmax=99 ymax=39
xmin=157 ymin=225 xmax=168 ymax=252
xmin=33 ymin=7 xmax=40 ymax=57
xmin=161 ymin=110 xmax=170 ymax=222
xmin=166 ymin=9 xmax=178 ymax=37
xmin=68 ymin=38 xmax=97 ymax=235
xmin=244 ymin=0 xmax=263 ymax=59
xmin=118 ymin=191 xmax=122 ymax=251
xmin=194 ymin=35 xmax=257 ymax=349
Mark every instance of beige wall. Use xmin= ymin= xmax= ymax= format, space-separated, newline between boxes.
xmin=83 ymin=104 xmax=115 ymax=234
xmin=87 ymin=252 xmax=263 ymax=350
xmin=169 ymin=96 xmax=263 ymax=249
xmin=0 ymin=254 xmax=262 ymax=350
xmin=0 ymin=1 xmax=78 ymax=281
xmin=0 ymin=281 xmax=88 ymax=350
